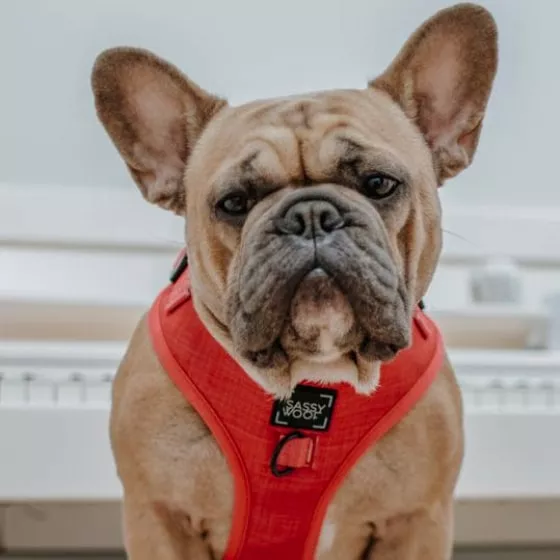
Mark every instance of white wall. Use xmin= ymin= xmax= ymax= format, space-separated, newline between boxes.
xmin=3 ymin=3 xmax=560 ymax=544
xmin=2 ymin=0 xmax=560 ymax=313
xmin=1 ymin=0 xmax=560 ymax=207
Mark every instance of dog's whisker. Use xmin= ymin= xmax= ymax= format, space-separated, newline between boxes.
xmin=442 ymin=228 xmax=481 ymax=249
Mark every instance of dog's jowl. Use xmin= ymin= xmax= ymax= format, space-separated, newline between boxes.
xmin=92 ymin=3 xmax=497 ymax=559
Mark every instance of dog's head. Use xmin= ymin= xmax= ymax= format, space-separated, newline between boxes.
xmin=92 ymin=3 xmax=497 ymax=397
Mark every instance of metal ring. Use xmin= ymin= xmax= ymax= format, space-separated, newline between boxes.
xmin=270 ymin=430 xmax=306 ymax=477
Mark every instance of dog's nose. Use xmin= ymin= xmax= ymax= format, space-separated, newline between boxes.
xmin=279 ymin=199 xmax=344 ymax=239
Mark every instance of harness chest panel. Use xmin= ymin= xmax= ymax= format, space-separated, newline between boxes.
xmin=149 ymin=270 xmax=443 ymax=560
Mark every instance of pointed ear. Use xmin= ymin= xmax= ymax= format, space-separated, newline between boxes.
xmin=371 ymin=3 xmax=498 ymax=184
xmin=92 ymin=47 xmax=226 ymax=214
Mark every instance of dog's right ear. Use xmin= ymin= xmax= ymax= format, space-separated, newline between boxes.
xmin=92 ymin=47 xmax=226 ymax=215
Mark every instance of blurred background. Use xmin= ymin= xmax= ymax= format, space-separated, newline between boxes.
xmin=1 ymin=0 xmax=559 ymax=558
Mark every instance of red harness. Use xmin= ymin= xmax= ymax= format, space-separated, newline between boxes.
xmin=148 ymin=259 xmax=443 ymax=560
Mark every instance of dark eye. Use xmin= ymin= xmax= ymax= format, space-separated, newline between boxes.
xmin=217 ymin=192 xmax=253 ymax=217
xmin=363 ymin=173 xmax=401 ymax=200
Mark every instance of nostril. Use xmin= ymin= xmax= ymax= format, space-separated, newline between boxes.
xmin=294 ymin=213 xmax=306 ymax=235
xmin=277 ymin=199 xmax=344 ymax=238
xmin=319 ymin=209 xmax=344 ymax=233
xmin=277 ymin=209 xmax=307 ymax=236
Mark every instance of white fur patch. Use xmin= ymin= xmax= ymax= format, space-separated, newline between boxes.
xmin=290 ymin=356 xmax=381 ymax=396
xmin=317 ymin=518 xmax=337 ymax=555
xmin=290 ymin=355 xmax=358 ymax=389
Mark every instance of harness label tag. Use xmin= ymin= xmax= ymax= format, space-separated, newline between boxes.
xmin=270 ymin=385 xmax=337 ymax=432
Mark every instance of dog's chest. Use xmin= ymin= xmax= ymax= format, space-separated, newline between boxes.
xmin=155 ymin=423 xmax=415 ymax=559
xmin=132 ymin=361 xmax=459 ymax=559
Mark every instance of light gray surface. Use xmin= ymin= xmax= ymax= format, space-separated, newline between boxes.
xmin=455 ymin=550 xmax=560 ymax=560
xmin=2 ymin=549 xmax=560 ymax=559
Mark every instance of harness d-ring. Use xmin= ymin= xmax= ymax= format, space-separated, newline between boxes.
xmin=270 ymin=430 xmax=306 ymax=477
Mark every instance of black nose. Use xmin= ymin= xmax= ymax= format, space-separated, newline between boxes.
xmin=279 ymin=199 xmax=344 ymax=238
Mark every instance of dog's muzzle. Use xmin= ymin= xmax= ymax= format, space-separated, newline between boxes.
xmin=227 ymin=186 xmax=410 ymax=372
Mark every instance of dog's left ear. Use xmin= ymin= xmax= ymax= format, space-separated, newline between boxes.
xmin=371 ymin=3 xmax=498 ymax=184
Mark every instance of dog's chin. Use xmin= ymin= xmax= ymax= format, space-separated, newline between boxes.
xmin=280 ymin=268 xmax=356 ymax=357
xmin=277 ymin=268 xmax=384 ymax=397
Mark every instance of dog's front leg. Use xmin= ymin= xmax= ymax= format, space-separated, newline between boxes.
xmin=122 ymin=497 xmax=213 ymax=560
xmin=368 ymin=499 xmax=454 ymax=560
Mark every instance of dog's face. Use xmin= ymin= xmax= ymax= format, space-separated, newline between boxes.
xmin=92 ymin=3 xmax=497 ymax=397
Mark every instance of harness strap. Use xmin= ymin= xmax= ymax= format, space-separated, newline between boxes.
xmin=153 ymin=255 xmax=443 ymax=560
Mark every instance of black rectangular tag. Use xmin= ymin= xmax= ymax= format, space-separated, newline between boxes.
xmin=270 ymin=385 xmax=337 ymax=432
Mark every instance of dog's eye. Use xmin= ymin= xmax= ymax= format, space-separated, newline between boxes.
xmin=217 ymin=192 xmax=253 ymax=217
xmin=363 ymin=173 xmax=401 ymax=200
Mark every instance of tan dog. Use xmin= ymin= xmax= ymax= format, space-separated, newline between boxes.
xmin=92 ymin=3 xmax=497 ymax=558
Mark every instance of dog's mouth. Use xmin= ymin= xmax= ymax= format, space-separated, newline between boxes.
xmin=234 ymin=265 xmax=410 ymax=395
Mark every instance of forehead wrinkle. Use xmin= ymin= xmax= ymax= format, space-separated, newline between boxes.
xmin=238 ymin=150 xmax=260 ymax=174
xmin=214 ymin=131 xmax=302 ymax=193
xmin=336 ymin=136 xmax=412 ymax=183
xmin=279 ymin=100 xmax=314 ymax=130
xmin=245 ymin=127 xmax=305 ymax=184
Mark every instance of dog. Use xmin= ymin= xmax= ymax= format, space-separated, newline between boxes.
xmin=92 ymin=3 xmax=497 ymax=558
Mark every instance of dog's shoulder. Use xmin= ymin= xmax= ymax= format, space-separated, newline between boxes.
xmin=382 ymin=354 xmax=464 ymax=495
xmin=334 ymin=356 xmax=463 ymax=520
xmin=110 ymin=316 xmax=226 ymax=487
xmin=111 ymin=316 xmax=234 ymax=547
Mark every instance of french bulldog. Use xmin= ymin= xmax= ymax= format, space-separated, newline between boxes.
xmin=92 ymin=3 xmax=497 ymax=558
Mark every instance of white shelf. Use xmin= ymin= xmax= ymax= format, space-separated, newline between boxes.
xmin=431 ymin=305 xmax=549 ymax=349
xmin=1 ymin=341 xmax=560 ymax=502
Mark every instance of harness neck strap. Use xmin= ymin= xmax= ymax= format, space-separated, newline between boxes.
xmin=150 ymin=252 xmax=443 ymax=560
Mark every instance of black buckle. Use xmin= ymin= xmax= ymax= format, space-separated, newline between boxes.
xmin=170 ymin=252 xmax=189 ymax=284
xmin=270 ymin=430 xmax=305 ymax=477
